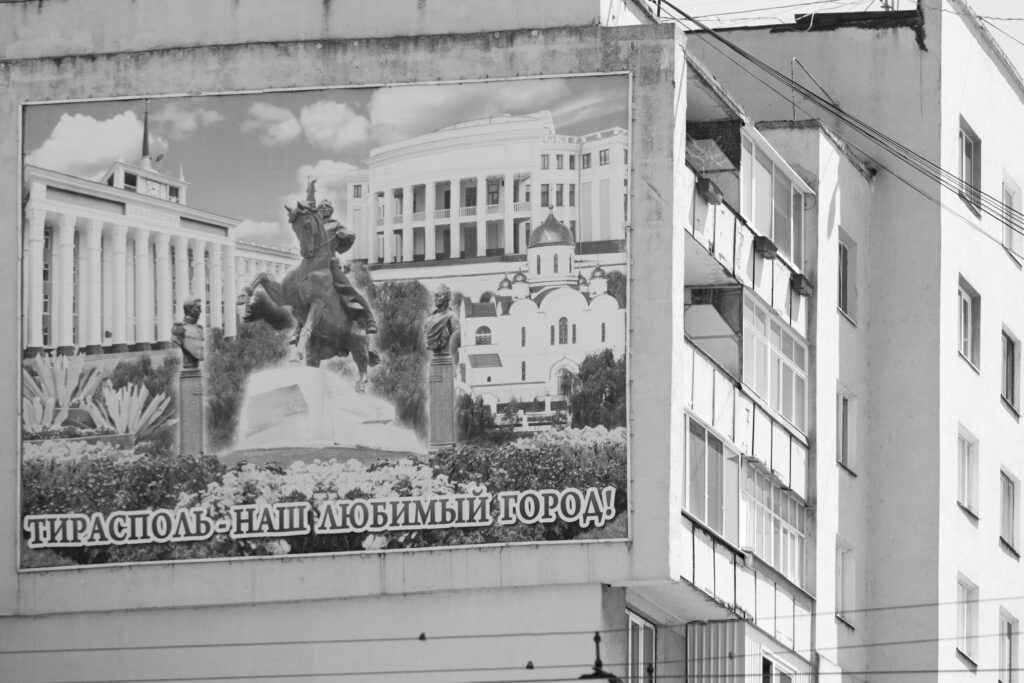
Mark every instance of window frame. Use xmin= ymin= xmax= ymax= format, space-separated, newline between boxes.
xmin=1000 ymin=611 xmax=1018 ymax=683
xmin=1002 ymin=470 xmax=1019 ymax=552
xmin=957 ymin=575 xmax=979 ymax=661
xmin=838 ymin=230 xmax=857 ymax=321
xmin=556 ymin=154 xmax=564 ymax=170
xmin=582 ymin=153 xmax=591 ymax=169
xmin=474 ymin=326 xmax=492 ymax=346
xmin=743 ymin=294 xmax=809 ymax=432
xmin=959 ymin=117 xmax=982 ymax=211
xmin=686 ymin=416 xmax=740 ymax=544
xmin=836 ymin=540 xmax=855 ymax=625
xmin=1003 ymin=176 xmax=1023 ymax=257
xmin=1003 ymin=329 xmax=1020 ymax=412
xmin=958 ymin=277 xmax=981 ymax=369
xmin=742 ymin=465 xmax=806 ymax=585
xmin=540 ymin=154 xmax=550 ymax=170
xmin=599 ymin=149 xmax=610 ymax=166
xmin=740 ymin=136 xmax=806 ymax=266
xmin=837 ymin=390 xmax=854 ymax=472
xmin=626 ymin=611 xmax=656 ymax=683
xmin=958 ymin=427 xmax=979 ymax=516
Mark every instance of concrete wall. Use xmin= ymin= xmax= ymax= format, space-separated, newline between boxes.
xmin=937 ymin=0 xmax=1024 ymax=678
xmin=0 ymin=0 xmax=654 ymax=60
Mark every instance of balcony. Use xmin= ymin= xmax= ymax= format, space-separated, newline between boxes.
xmin=459 ymin=206 xmax=476 ymax=218
xmin=514 ymin=201 xmax=530 ymax=213
xmin=392 ymin=214 xmax=403 ymax=224
xmin=434 ymin=208 xmax=450 ymax=220
xmin=412 ymin=211 xmax=425 ymax=222
xmin=486 ymin=203 xmax=502 ymax=215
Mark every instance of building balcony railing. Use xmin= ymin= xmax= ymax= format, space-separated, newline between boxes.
xmin=486 ymin=204 xmax=502 ymax=215
xmin=513 ymin=201 xmax=530 ymax=213
xmin=459 ymin=207 xmax=477 ymax=217
xmin=375 ymin=218 xmax=384 ymax=227
xmin=392 ymin=214 xmax=403 ymax=224
xmin=412 ymin=211 xmax=425 ymax=222
xmin=434 ymin=209 xmax=450 ymax=220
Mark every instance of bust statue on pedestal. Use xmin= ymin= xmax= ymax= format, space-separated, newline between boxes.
xmin=424 ymin=284 xmax=458 ymax=453
xmin=172 ymin=297 xmax=205 ymax=455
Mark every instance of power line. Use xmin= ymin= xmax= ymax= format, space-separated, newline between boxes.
xmin=691 ymin=0 xmax=862 ymax=19
xmin=657 ymin=0 xmax=1024 ymax=238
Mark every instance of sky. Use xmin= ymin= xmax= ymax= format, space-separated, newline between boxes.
xmin=22 ymin=76 xmax=629 ymax=250
xmin=680 ymin=0 xmax=1024 ymax=69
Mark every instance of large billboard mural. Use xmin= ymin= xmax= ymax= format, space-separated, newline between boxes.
xmin=19 ymin=76 xmax=631 ymax=568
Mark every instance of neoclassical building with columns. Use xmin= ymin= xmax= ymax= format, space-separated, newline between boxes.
xmin=22 ymin=157 xmax=298 ymax=358
xmin=345 ymin=111 xmax=629 ymax=271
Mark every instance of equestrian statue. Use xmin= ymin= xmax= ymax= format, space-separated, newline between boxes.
xmin=239 ymin=176 xmax=379 ymax=392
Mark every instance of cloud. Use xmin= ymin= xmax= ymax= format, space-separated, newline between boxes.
xmin=299 ymin=101 xmax=370 ymax=152
xmin=240 ymin=102 xmax=301 ymax=146
xmin=550 ymin=89 xmax=628 ymax=130
xmin=152 ymin=103 xmax=224 ymax=140
xmin=26 ymin=111 xmax=169 ymax=180
xmin=233 ymin=220 xmax=298 ymax=250
xmin=292 ymin=159 xmax=359 ymax=216
xmin=368 ymin=79 xmax=569 ymax=144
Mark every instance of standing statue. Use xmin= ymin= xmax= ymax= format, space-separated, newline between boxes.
xmin=239 ymin=176 xmax=379 ymax=392
xmin=172 ymin=297 xmax=205 ymax=455
xmin=171 ymin=297 xmax=205 ymax=367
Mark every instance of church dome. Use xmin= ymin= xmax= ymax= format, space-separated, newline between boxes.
xmin=577 ymin=272 xmax=589 ymax=286
xmin=498 ymin=275 xmax=512 ymax=290
xmin=528 ymin=209 xmax=575 ymax=248
xmin=591 ymin=265 xmax=606 ymax=279
xmin=512 ymin=270 xmax=528 ymax=283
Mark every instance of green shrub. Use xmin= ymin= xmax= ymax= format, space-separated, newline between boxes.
xmin=567 ymin=349 xmax=627 ymax=429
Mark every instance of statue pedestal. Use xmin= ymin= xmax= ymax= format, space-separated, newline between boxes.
xmin=178 ymin=366 xmax=204 ymax=456
xmin=427 ymin=354 xmax=456 ymax=454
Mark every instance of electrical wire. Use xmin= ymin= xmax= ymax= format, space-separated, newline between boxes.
xmin=691 ymin=0 xmax=862 ymax=19
xmin=655 ymin=0 xmax=1024 ymax=239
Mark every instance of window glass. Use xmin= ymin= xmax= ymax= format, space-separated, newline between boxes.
xmin=754 ymin=150 xmax=774 ymax=237
xmin=773 ymin=171 xmax=792 ymax=257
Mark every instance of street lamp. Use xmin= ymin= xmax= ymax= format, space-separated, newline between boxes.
xmin=578 ymin=631 xmax=623 ymax=682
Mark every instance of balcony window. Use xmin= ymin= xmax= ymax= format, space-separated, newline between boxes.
xmin=686 ymin=417 xmax=740 ymax=544
xmin=555 ymin=184 xmax=563 ymax=207
xmin=743 ymin=467 xmax=806 ymax=586
xmin=569 ymin=184 xmax=576 ymax=207
xmin=741 ymin=138 xmax=805 ymax=266
xmin=743 ymin=294 xmax=808 ymax=431
xmin=487 ymin=184 xmax=499 ymax=206
xmin=540 ymin=184 xmax=550 ymax=207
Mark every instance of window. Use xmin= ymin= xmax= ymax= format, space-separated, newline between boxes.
xmin=569 ymin=184 xmax=576 ymax=207
xmin=536 ymin=255 xmax=541 ymax=275
xmin=624 ymin=149 xmax=629 ymax=164
xmin=475 ymin=326 xmax=492 ymax=345
xmin=554 ymin=253 xmax=559 ymax=274
xmin=959 ymin=277 xmax=981 ymax=368
xmin=556 ymin=154 xmax=564 ymax=170
xmin=487 ymin=184 xmax=499 ymax=206
xmin=743 ymin=467 xmax=806 ymax=585
xmin=376 ymin=233 xmax=384 ymax=263
xmin=572 ymin=324 xmax=577 ymax=344
xmin=353 ymin=184 xmax=363 ymax=199
xmin=599 ymin=149 xmax=610 ymax=166
xmin=836 ymin=541 xmax=855 ymax=623
xmin=743 ymin=295 xmax=808 ymax=431
xmin=558 ymin=317 xmax=568 ymax=345
xmin=959 ymin=118 xmax=982 ymax=210
xmin=1000 ymin=612 xmax=1018 ymax=683
xmin=687 ymin=418 xmax=740 ymax=543
xmin=540 ymin=184 xmax=550 ymax=207
xmin=558 ymin=368 xmax=573 ymax=396
xmin=521 ymin=361 xmax=527 ymax=381
xmin=42 ymin=294 xmax=50 ymax=315
xmin=42 ymin=261 xmax=50 ymax=283
xmin=1002 ymin=471 xmax=1019 ymax=551
xmin=601 ymin=322 xmax=606 ymax=343
xmin=957 ymin=576 xmax=979 ymax=660
xmin=550 ymin=325 xmax=554 ymax=345
xmin=555 ymin=184 xmax=563 ymax=207
xmin=569 ymin=155 xmax=576 ymax=170
xmin=837 ymin=392 xmax=853 ymax=470
xmin=169 ymin=186 xmax=180 ymax=203
xmin=626 ymin=611 xmax=656 ymax=683
xmin=569 ymin=220 xmax=576 ymax=240
xmin=1004 ymin=331 xmax=1019 ymax=410
xmin=124 ymin=173 xmax=137 ymax=191
xmin=1004 ymin=177 xmax=1023 ymax=256
xmin=740 ymin=138 xmax=805 ymax=265
xmin=540 ymin=154 xmax=550 ymax=170
xmin=582 ymin=153 xmax=592 ymax=169
xmin=838 ymin=232 xmax=856 ymax=319
xmin=521 ymin=327 xmax=526 ymax=347
xmin=958 ymin=429 xmax=979 ymax=515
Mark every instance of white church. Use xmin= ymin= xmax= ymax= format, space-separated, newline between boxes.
xmin=458 ymin=210 xmax=626 ymax=422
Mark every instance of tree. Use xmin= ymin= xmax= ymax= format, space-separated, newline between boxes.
xmin=456 ymin=394 xmax=495 ymax=442
xmin=365 ymin=279 xmax=432 ymax=437
xmin=105 ymin=354 xmax=180 ymax=455
xmin=204 ymin=323 xmax=291 ymax=451
xmin=566 ymin=349 xmax=626 ymax=429
xmin=606 ymin=270 xmax=627 ymax=308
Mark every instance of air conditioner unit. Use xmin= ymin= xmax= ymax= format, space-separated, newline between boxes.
xmin=753 ymin=235 xmax=778 ymax=259
xmin=790 ymin=273 xmax=814 ymax=296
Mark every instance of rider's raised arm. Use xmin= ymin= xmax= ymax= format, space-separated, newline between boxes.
xmin=306 ymin=176 xmax=317 ymax=205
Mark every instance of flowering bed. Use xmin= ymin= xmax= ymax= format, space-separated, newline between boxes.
xmin=21 ymin=427 xmax=627 ymax=567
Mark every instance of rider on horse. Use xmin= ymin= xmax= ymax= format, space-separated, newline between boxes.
xmin=303 ymin=179 xmax=378 ymax=336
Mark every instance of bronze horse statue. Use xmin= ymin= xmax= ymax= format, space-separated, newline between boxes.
xmin=239 ymin=201 xmax=379 ymax=392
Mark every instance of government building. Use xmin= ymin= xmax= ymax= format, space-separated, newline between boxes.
xmin=22 ymin=147 xmax=299 ymax=357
